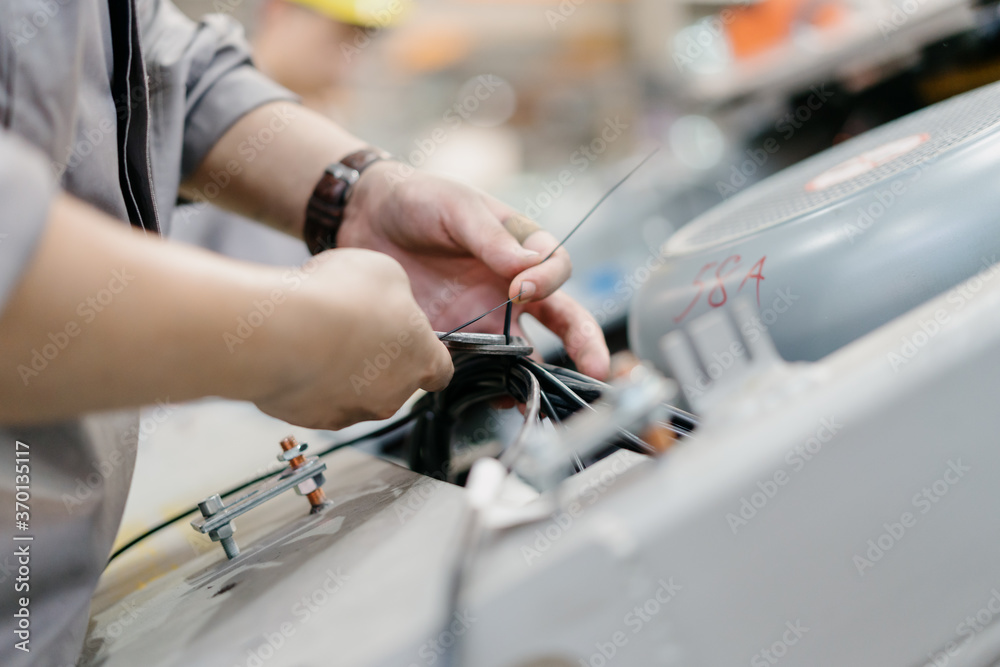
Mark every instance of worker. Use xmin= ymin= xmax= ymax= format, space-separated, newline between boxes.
xmin=0 ymin=1 xmax=609 ymax=665
xmin=171 ymin=0 xmax=384 ymax=265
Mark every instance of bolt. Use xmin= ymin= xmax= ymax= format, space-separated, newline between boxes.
xmin=198 ymin=494 xmax=224 ymax=517
xmin=198 ymin=494 xmax=240 ymax=560
xmin=219 ymin=536 xmax=240 ymax=559
xmin=280 ymin=436 xmax=328 ymax=508
xmin=280 ymin=436 xmax=308 ymax=468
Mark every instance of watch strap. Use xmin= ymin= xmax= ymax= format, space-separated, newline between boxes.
xmin=303 ymin=148 xmax=390 ymax=255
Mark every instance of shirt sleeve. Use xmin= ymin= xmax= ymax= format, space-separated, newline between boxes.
xmin=137 ymin=0 xmax=299 ymax=180
xmin=0 ymin=131 xmax=56 ymax=315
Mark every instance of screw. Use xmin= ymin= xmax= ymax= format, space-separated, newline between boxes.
xmin=280 ymin=436 xmax=328 ymax=508
xmin=198 ymin=494 xmax=224 ymax=517
xmin=198 ymin=494 xmax=240 ymax=559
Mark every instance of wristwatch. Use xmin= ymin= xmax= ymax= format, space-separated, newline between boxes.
xmin=303 ymin=147 xmax=391 ymax=255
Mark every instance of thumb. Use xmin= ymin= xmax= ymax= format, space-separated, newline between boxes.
xmin=447 ymin=199 xmax=543 ymax=280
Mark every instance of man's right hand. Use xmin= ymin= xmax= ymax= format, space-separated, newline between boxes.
xmin=251 ymin=249 xmax=453 ymax=429
xmin=0 ymin=196 xmax=452 ymax=427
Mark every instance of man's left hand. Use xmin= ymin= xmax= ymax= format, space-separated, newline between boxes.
xmin=337 ymin=162 xmax=610 ymax=380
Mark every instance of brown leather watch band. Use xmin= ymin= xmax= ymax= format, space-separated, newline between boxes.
xmin=303 ymin=148 xmax=391 ymax=255
xmin=340 ymin=148 xmax=388 ymax=174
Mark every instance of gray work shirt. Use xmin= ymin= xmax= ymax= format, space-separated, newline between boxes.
xmin=171 ymin=202 xmax=311 ymax=266
xmin=0 ymin=2 xmax=294 ymax=665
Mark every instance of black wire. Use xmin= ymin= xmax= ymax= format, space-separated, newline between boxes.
xmin=439 ymin=149 xmax=659 ymax=343
xmin=438 ymin=296 xmax=519 ymax=341
xmin=105 ymin=414 xmax=417 ymax=566
xmin=503 ymin=300 xmax=513 ymax=344
xmin=523 ymin=359 xmax=657 ymax=455
xmin=408 ymin=355 xmax=628 ymax=478
xmin=542 ymin=148 xmax=660 ymax=262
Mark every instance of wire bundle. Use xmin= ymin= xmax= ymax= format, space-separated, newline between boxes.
xmin=407 ymin=353 xmax=653 ymax=481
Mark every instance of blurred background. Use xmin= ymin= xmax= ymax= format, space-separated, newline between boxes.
xmin=171 ymin=0 xmax=1000 ymax=353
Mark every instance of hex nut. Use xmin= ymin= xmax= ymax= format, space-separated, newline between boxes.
xmin=295 ymin=472 xmax=326 ymax=496
xmin=295 ymin=478 xmax=319 ymax=496
xmin=198 ymin=494 xmax=225 ymax=517
xmin=208 ymin=521 xmax=236 ymax=542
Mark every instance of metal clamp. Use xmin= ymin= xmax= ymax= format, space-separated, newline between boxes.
xmin=191 ymin=436 xmax=329 ymax=560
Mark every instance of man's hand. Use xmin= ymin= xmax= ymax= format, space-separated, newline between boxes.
xmin=183 ymin=102 xmax=610 ymax=380
xmin=251 ymin=249 xmax=453 ymax=429
xmin=337 ymin=162 xmax=611 ymax=380
xmin=0 ymin=196 xmax=452 ymax=427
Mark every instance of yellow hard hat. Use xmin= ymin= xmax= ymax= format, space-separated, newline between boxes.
xmin=285 ymin=0 xmax=411 ymax=28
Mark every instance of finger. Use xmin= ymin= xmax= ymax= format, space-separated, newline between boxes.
xmin=509 ymin=229 xmax=572 ymax=303
xmin=524 ymin=291 xmax=610 ymax=380
xmin=420 ymin=338 xmax=455 ymax=393
xmin=447 ymin=199 xmax=542 ymax=280
xmin=482 ymin=201 xmax=571 ymax=302
xmin=502 ymin=214 xmax=543 ymax=245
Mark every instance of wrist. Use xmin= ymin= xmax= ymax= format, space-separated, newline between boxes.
xmin=302 ymin=148 xmax=392 ymax=255
xmin=207 ymin=265 xmax=299 ymax=405
xmin=232 ymin=259 xmax=360 ymax=409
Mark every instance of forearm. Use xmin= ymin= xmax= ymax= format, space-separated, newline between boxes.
xmin=179 ymin=101 xmax=367 ymax=239
xmin=0 ymin=195 xmax=298 ymax=423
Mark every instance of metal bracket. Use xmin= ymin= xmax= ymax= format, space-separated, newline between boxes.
xmin=191 ymin=444 xmax=328 ymax=560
